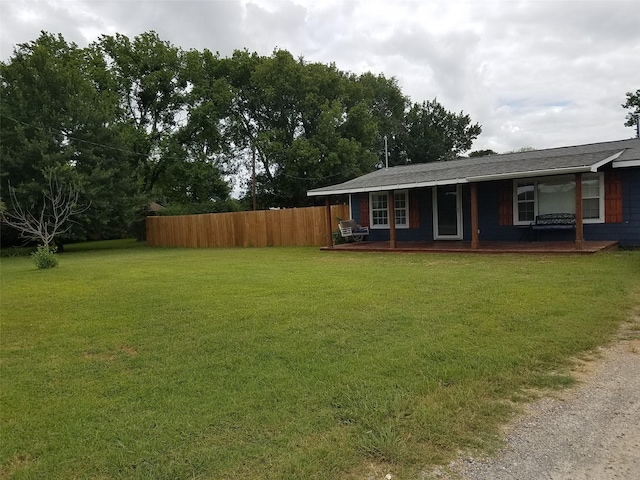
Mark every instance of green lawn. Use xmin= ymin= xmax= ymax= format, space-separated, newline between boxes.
xmin=1 ymin=245 xmax=639 ymax=479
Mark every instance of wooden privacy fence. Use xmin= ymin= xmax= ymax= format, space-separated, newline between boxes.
xmin=146 ymin=204 xmax=349 ymax=248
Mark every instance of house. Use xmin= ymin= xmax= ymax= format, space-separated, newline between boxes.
xmin=307 ymin=138 xmax=640 ymax=249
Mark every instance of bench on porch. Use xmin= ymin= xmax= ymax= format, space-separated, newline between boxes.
xmin=338 ymin=219 xmax=369 ymax=242
xmin=530 ymin=213 xmax=576 ymax=241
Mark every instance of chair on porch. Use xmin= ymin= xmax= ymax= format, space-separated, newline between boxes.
xmin=338 ymin=219 xmax=369 ymax=242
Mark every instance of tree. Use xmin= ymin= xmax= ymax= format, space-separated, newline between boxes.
xmin=344 ymin=72 xmax=408 ymax=167
xmin=0 ymin=32 xmax=139 ymax=245
xmin=172 ymin=47 xmax=237 ymax=206
xmin=93 ymin=32 xmax=188 ymax=197
xmin=504 ymin=146 xmax=536 ymax=154
xmin=1 ymin=173 xmax=88 ymax=249
xmin=402 ymin=99 xmax=482 ymax=163
xmin=468 ymin=149 xmax=497 ymax=157
xmin=622 ymin=89 xmax=640 ymax=137
xmin=222 ymin=49 xmax=382 ymax=207
xmin=93 ymin=33 xmax=236 ymax=210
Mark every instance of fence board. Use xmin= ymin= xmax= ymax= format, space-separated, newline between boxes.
xmin=146 ymin=204 xmax=349 ymax=248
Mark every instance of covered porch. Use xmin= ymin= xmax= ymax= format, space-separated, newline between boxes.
xmin=308 ymin=141 xmax=639 ymax=252
xmin=319 ymin=172 xmax=598 ymax=252
xmin=321 ymin=240 xmax=618 ymax=254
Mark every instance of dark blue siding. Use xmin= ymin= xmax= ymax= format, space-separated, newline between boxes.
xmin=585 ymin=167 xmax=640 ymax=247
xmin=348 ymin=169 xmax=639 ymax=246
xmin=477 ymin=182 xmax=522 ymax=241
xmin=350 ymin=190 xmax=434 ymax=242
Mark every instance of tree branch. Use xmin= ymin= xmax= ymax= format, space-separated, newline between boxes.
xmin=1 ymin=174 xmax=90 ymax=248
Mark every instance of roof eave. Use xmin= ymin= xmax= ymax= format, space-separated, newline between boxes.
xmin=613 ymin=159 xmax=640 ymax=168
xmin=589 ymin=150 xmax=625 ymax=171
xmin=307 ymin=177 xmax=468 ymax=196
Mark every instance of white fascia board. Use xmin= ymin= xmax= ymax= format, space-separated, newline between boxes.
xmin=466 ymin=166 xmax=592 ymax=183
xmin=612 ymin=159 xmax=640 ymax=168
xmin=590 ymin=150 xmax=625 ymax=171
xmin=307 ymin=178 xmax=467 ymax=196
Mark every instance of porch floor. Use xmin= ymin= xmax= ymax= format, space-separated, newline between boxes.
xmin=321 ymin=240 xmax=618 ymax=254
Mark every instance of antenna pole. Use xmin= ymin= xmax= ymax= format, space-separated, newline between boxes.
xmin=252 ymin=145 xmax=257 ymax=211
xmin=384 ymin=135 xmax=389 ymax=169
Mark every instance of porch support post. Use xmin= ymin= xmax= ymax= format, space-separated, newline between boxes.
xmin=470 ymin=183 xmax=480 ymax=249
xmin=325 ymin=197 xmax=334 ymax=248
xmin=575 ymin=173 xmax=584 ymax=250
xmin=388 ymin=190 xmax=397 ymax=249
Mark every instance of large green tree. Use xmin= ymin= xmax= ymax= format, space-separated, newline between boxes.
xmin=94 ymin=32 xmax=186 ymax=197
xmin=0 ymin=32 xmax=138 ymax=245
xmin=93 ymin=32 xmax=233 ymax=209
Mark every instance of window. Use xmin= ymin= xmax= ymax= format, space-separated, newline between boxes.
xmin=370 ymin=193 xmax=388 ymax=226
xmin=516 ymin=182 xmax=535 ymax=222
xmin=582 ymin=174 xmax=601 ymax=219
xmin=513 ymin=173 xmax=604 ymax=225
xmin=369 ymin=190 xmax=409 ymax=228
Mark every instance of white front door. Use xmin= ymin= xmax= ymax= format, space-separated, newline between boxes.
xmin=433 ymin=185 xmax=463 ymax=239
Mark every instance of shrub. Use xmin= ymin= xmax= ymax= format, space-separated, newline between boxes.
xmin=31 ymin=245 xmax=59 ymax=269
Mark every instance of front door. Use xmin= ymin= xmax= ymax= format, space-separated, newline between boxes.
xmin=433 ymin=185 xmax=462 ymax=239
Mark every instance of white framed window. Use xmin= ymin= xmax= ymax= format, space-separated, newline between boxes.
xmin=370 ymin=192 xmax=388 ymax=226
xmin=369 ymin=190 xmax=409 ymax=228
xmin=516 ymin=182 xmax=535 ymax=223
xmin=582 ymin=174 xmax=603 ymax=220
xmin=513 ymin=173 xmax=604 ymax=225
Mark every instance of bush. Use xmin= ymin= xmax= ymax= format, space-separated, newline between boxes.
xmin=31 ymin=246 xmax=59 ymax=269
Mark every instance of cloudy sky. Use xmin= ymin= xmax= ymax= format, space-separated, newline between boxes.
xmin=1 ymin=0 xmax=638 ymax=153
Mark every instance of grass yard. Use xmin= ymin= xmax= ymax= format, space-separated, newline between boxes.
xmin=1 ymin=244 xmax=639 ymax=479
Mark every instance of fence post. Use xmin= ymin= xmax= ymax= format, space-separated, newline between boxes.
xmin=325 ymin=198 xmax=334 ymax=248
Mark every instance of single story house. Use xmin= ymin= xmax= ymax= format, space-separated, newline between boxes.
xmin=307 ymin=138 xmax=640 ymax=249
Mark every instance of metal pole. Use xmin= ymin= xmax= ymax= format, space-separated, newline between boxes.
xmin=384 ymin=135 xmax=389 ymax=169
xmin=252 ymin=145 xmax=257 ymax=211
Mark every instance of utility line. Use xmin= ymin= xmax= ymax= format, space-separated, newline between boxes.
xmin=1 ymin=113 xmax=355 ymax=183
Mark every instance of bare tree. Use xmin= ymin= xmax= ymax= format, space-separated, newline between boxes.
xmin=1 ymin=174 xmax=89 ymax=249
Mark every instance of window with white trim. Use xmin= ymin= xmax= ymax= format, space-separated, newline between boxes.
xmin=513 ymin=173 xmax=604 ymax=225
xmin=516 ymin=182 xmax=535 ymax=222
xmin=582 ymin=175 xmax=601 ymax=219
xmin=370 ymin=193 xmax=388 ymax=226
xmin=369 ymin=190 xmax=409 ymax=228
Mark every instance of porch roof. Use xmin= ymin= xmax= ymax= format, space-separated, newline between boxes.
xmin=307 ymin=138 xmax=640 ymax=196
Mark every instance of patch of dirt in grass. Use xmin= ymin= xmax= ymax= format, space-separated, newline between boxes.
xmin=345 ymin=460 xmax=396 ymax=480
xmin=82 ymin=345 xmax=138 ymax=362
xmin=119 ymin=345 xmax=138 ymax=356
xmin=0 ymin=453 xmax=35 ymax=479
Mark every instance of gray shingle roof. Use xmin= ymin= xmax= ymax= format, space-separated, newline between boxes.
xmin=307 ymin=138 xmax=640 ymax=196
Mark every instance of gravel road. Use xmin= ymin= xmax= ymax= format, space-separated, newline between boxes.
xmin=438 ymin=313 xmax=640 ymax=480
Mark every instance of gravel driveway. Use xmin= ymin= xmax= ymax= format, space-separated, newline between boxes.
xmin=436 ymin=311 xmax=640 ymax=480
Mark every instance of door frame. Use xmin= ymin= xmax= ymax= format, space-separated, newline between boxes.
xmin=432 ymin=184 xmax=463 ymax=240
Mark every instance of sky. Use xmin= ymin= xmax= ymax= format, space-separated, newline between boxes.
xmin=1 ymin=0 xmax=639 ymax=154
